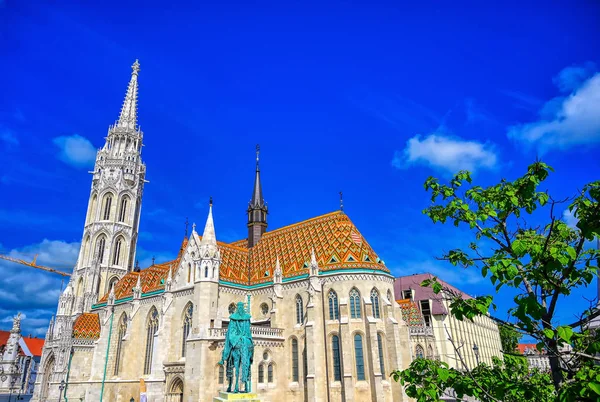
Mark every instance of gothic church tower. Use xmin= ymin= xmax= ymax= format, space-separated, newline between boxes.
xmin=70 ymin=60 xmax=147 ymax=314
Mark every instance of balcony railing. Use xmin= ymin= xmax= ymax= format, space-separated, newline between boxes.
xmin=409 ymin=326 xmax=434 ymax=336
xmin=208 ymin=326 xmax=284 ymax=339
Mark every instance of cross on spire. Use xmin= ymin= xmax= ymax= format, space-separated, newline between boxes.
xmin=339 ymin=191 xmax=344 ymax=212
xmin=152 ymin=256 xmax=155 ymax=265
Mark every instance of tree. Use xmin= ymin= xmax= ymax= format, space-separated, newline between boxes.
xmin=499 ymin=323 xmax=522 ymax=354
xmin=392 ymin=162 xmax=600 ymax=401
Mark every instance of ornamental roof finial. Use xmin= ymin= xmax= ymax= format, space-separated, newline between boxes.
xmin=116 ymin=59 xmax=140 ymax=130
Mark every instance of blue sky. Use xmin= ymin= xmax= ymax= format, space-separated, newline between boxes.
xmin=0 ymin=0 xmax=599 ymax=337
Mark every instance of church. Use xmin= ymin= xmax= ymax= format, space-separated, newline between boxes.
xmin=32 ymin=61 xmax=412 ymax=402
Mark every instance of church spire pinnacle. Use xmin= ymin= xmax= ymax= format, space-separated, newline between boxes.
xmin=116 ymin=59 xmax=140 ymax=130
xmin=201 ymin=198 xmax=217 ymax=246
xmin=247 ymin=145 xmax=268 ymax=247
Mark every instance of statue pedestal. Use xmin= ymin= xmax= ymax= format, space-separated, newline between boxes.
xmin=213 ymin=391 xmax=261 ymax=402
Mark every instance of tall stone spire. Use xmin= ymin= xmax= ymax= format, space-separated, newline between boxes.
xmin=247 ymin=145 xmax=268 ymax=247
xmin=202 ymin=197 xmax=217 ymax=246
xmin=117 ymin=59 xmax=140 ymax=130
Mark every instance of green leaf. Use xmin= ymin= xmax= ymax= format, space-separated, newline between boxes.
xmin=543 ymin=328 xmax=554 ymax=339
xmin=557 ymin=326 xmax=574 ymax=343
xmin=432 ymin=281 xmax=443 ymax=294
xmin=589 ymin=382 xmax=600 ymax=395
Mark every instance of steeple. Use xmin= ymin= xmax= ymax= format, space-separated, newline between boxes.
xmin=202 ymin=197 xmax=217 ymax=246
xmin=117 ymin=59 xmax=140 ymax=130
xmin=247 ymin=145 xmax=268 ymax=247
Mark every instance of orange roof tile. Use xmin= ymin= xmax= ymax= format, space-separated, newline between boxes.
xmin=22 ymin=336 xmax=44 ymax=356
xmin=73 ymin=313 xmax=101 ymax=339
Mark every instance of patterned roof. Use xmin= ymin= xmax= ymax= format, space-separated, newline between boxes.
xmin=100 ymin=212 xmax=388 ymax=298
xmin=73 ymin=313 xmax=101 ymax=339
xmin=397 ymin=299 xmax=426 ymax=327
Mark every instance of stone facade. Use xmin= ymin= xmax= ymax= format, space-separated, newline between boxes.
xmin=32 ymin=60 xmax=414 ymax=402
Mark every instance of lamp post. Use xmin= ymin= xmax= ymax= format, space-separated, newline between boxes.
xmin=58 ymin=379 xmax=66 ymax=402
xmin=130 ymin=398 xmax=135 ymax=402
xmin=473 ymin=343 xmax=480 ymax=366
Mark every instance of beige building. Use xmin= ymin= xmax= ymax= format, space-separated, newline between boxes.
xmin=32 ymin=60 xmax=415 ymax=402
xmin=394 ymin=274 xmax=502 ymax=370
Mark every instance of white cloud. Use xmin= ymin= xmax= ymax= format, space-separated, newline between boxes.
xmin=392 ymin=133 xmax=498 ymax=174
xmin=393 ymin=260 xmax=484 ymax=285
xmin=563 ymin=209 xmax=579 ymax=229
xmin=0 ymin=239 xmax=79 ymax=335
xmin=53 ymin=134 xmax=97 ymax=168
xmin=508 ymin=64 xmax=600 ymax=152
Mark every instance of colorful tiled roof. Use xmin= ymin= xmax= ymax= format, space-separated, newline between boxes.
xmin=100 ymin=212 xmax=388 ymax=298
xmin=397 ymin=299 xmax=426 ymax=327
xmin=73 ymin=313 xmax=101 ymax=339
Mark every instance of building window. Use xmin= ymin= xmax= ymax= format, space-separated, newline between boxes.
xmin=268 ymin=363 xmax=274 ymax=383
xmin=113 ymin=238 xmax=122 ymax=265
xmin=415 ymin=344 xmax=424 ymax=359
xmin=114 ymin=313 xmax=127 ymax=375
xmin=97 ymin=236 xmax=106 ymax=264
xmin=258 ymin=364 xmax=265 ymax=383
xmin=403 ymin=289 xmax=412 ymax=299
xmin=182 ymin=303 xmax=193 ymax=357
xmin=332 ymin=335 xmax=341 ymax=381
xmin=218 ymin=364 xmax=224 ymax=384
xmin=228 ymin=303 xmax=236 ymax=315
xmin=387 ymin=289 xmax=393 ymax=303
xmin=103 ymin=194 xmax=112 ymax=220
xmin=420 ymin=300 xmax=432 ymax=326
xmin=261 ymin=303 xmax=269 ymax=315
xmin=354 ymin=334 xmax=365 ymax=381
xmin=377 ymin=333 xmax=385 ymax=375
xmin=118 ymin=197 xmax=128 ymax=222
xmin=108 ymin=276 xmax=118 ymax=293
xmin=144 ymin=308 xmax=159 ymax=374
xmin=291 ymin=338 xmax=299 ymax=382
xmin=370 ymin=288 xmax=380 ymax=319
xmin=328 ymin=290 xmax=339 ymax=320
xmin=295 ymin=295 xmax=303 ymax=325
xmin=205 ymin=266 xmax=208 ymax=278
xmin=349 ymin=288 xmax=361 ymax=319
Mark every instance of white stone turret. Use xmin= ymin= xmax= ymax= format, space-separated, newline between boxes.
xmin=196 ymin=198 xmax=221 ymax=283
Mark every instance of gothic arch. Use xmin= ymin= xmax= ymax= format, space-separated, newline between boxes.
xmin=144 ymin=307 xmax=159 ymax=375
xmin=40 ymin=353 xmax=55 ymax=400
xmin=100 ymin=191 xmax=115 ymax=221
xmin=107 ymin=275 xmax=119 ymax=294
xmin=168 ymin=376 xmax=184 ymax=402
xmin=349 ymin=287 xmax=362 ymax=319
xmin=370 ymin=287 xmax=381 ymax=319
xmin=117 ymin=193 xmax=131 ymax=223
xmin=76 ymin=277 xmax=84 ymax=297
xmin=82 ymin=235 xmax=91 ymax=266
xmin=415 ymin=344 xmax=425 ymax=359
xmin=111 ymin=235 xmax=127 ymax=267
xmin=181 ymin=302 xmax=193 ymax=357
xmin=87 ymin=192 xmax=98 ymax=223
xmin=93 ymin=233 xmax=108 ymax=265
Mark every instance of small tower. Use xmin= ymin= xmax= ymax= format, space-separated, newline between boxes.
xmin=0 ymin=314 xmax=22 ymax=393
xmin=70 ymin=59 xmax=147 ymax=310
xmin=247 ymin=145 xmax=268 ymax=247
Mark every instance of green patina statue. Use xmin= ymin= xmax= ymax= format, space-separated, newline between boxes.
xmin=218 ymin=301 xmax=254 ymax=393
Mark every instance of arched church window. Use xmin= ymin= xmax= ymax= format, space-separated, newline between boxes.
xmin=144 ymin=308 xmax=159 ymax=374
xmin=228 ymin=303 xmax=236 ymax=315
xmin=415 ymin=344 xmax=424 ymax=359
xmin=103 ymin=194 xmax=113 ymax=220
xmin=349 ymin=288 xmax=361 ymax=319
xmin=118 ymin=197 xmax=128 ymax=222
xmin=354 ymin=333 xmax=365 ymax=380
xmin=182 ymin=303 xmax=193 ymax=357
xmin=258 ymin=364 xmax=264 ymax=383
xmin=114 ymin=313 xmax=127 ymax=375
xmin=377 ymin=333 xmax=385 ymax=376
xmin=427 ymin=345 xmax=433 ymax=358
xmin=332 ymin=335 xmax=341 ymax=381
xmin=295 ymin=295 xmax=303 ymax=325
xmin=108 ymin=276 xmax=118 ymax=293
xmin=97 ymin=236 xmax=106 ymax=265
xmin=328 ymin=289 xmax=339 ymax=320
xmin=113 ymin=239 xmax=123 ymax=266
xmin=268 ymin=363 xmax=274 ymax=383
xmin=205 ymin=266 xmax=208 ymax=278
xmin=291 ymin=338 xmax=299 ymax=382
xmin=370 ymin=288 xmax=381 ymax=319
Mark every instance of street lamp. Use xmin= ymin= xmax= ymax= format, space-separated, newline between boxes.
xmin=473 ymin=343 xmax=480 ymax=365
xmin=58 ymin=379 xmax=66 ymax=402
xmin=130 ymin=398 xmax=135 ymax=402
